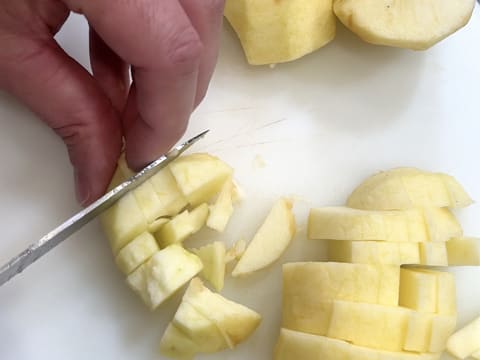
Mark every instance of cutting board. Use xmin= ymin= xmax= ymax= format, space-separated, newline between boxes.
xmin=1 ymin=8 xmax=480 ymax=360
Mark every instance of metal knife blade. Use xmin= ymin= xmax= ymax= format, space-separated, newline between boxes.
xmin=0 ymin=130 xmax=209 ymax=286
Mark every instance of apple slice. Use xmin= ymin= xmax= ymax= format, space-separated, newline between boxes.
xmin=225 ymin=239 xmax=247 ymax=263
xmin=447 ymin=315 xmax=480 ymax=359
xmin=126 ymin=245 xmax=202 ymax=310
xmin=334 ymin=0 xmax=475 ymax=50
xmin=225 ymin=0 xmax=336 ymax=65
xmin=400 ymin=268 xmax=437 ymax=313
xmin=192 ymin=241 xmax=227 ymax=291
xmin=447 ymin=237 xmax=480 ymax=265
xmin=207 ymin=179 xmax=234 ymax=232
xmin=169 ymin=153 xmax=233 ymax=206
xmin=327 ymin=300 xmax=411 ymax=352
xmin=274 ymin=328 xmax=441 ymax=360
xmin=282 ymin=262 xmax=400 ymax=335
xmin=328 ymin=240 xmax=420 ymax=265
xmin=419 ymin=242 xmax=448 ymax=266
xmin=115 ymin=231 xmax=159 ymax=275
xmin=232 ymin=198 xmax=296 ymax=277
xmin=183 ymin=278 xmax=261 ymax=348
xmin=347 ymin=168 xmax=472 ymax=210
xmin=155 ymin=204 xmax=209 ymax=248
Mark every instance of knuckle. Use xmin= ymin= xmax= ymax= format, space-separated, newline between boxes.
xmin=164 ymin=24 xmax=203 ymax=68
xmin=203 ymin=0 xmax=226 ymax=17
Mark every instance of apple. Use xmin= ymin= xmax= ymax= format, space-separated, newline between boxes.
xmin=148 ymin=217 xmax=169 ymax=233
xmin=169 ymin=153 xmax=233 ymax=206
xmin=419 ymin=242 xmax=448 ymax=266
xmin=158 ymin=324 xmax=197 ymax=360
xmin=334 ymin=0 xmax=475 ymax=50
xmin=347 ymin=168 xmax=472 ymax=210
xmin=126 ymin=245 xmax=203 ymax=310
xmin=400 ymin=268 xmax=438 ymax=313
xmin=115 ymin=231 xmax=159 ymax=275
xmin=224 ymin=0 xmax=336 ymax=65
xmin=192 ymin=241 xmax=227 ymax=291
xmin=232 ymin=198 xmax=296 ymax=277
xmin=447 ymin=237 xmax=480 ymax=265
xmin=423 ymin=207 xmax=463 ymax=242
xmin=447 ymin=315 xmax=480 ymax=359
xmin=404 ymin=312 xmax=433 ymax=352
xmin=207 ymin=179 xmax=234 ymax=232
xmin=412 ymin=268 xmax=456 ymax=316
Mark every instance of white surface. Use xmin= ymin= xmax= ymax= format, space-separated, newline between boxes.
xmin=1 ymin=8 xmax=480 ymax=360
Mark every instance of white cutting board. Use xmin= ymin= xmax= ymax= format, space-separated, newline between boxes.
xmin=1 ymin=8 xmax=480 ymax=360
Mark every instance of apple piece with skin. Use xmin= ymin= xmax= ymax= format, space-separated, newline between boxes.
xmin=327 ymin=300 xmax=411 ymax=352
xmin=399 ymin=268 xmax=437 ymax=313
xmin=419 ymin=242 xmax=448 ymax=266
xmin=347 ymin=168 xmax=473 ymax=210
xmin=447 ymin=315 xmax=480 ymax=359
xmin=274 ymin=328 xmax=441 ymax=360
xmin=333 ymin=0 xmax=475 ymax=50
xmin=126 ymin=245 xmax=203 ymax=310
xmin=232 ymin=198 xmax=296 ymax=277
xmin=169 ymin=153 xmax=233 ymax=207
xmin=447 ymin=237 xmax=480 ymax=265
xmin=327 ymin=240 xmax=420 ymax=265
xmin=192 ymin=241 xmax=226 ymax=291
xmin=224 ymin=0 xmax=336 ymax=66
xmin=207 ymin=179 xmax=234 ymax=232
xmin=183 ymin=278 xmax=261 ymax=348
xmin=115 ymin=232 xmax=159 ymax=275
xmin=282 ymin=262 xmax=399 ymax=335
xmin=159 ymin=324 xmax=196 ymax=360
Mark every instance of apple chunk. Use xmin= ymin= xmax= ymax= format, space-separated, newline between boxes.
xmin=115 ymin=231 xmax=159 ymax=275
xmin=192 ymin=241 xmax=227 ymax=291
xmin=400 ymin=268 xmax=437 ymax=313
xmin=447 ymin=315 xmax=480 ymax=359
xmin=126 ymin=245 xmax=202 ymax=310
xmin=447 ymin=237 xmax=480 ymax=265
xmin=206 ymin=179 xmax=235 ymax=232
xmin=232 ymin=198 xmax=296 ymax=277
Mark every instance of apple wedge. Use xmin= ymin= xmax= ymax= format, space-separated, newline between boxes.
xmin=447 ymin=237 xmax=480 ymax=265
xmin=115 ymin=231 xmax=159 ymax=275
xmin=206 ymin=179 xmax=234 ymax=232
xmin=232 ymin=198 xmax=296 ymax=277
xmin=126 ymin=245 xmax=203 ymax=310
xmin=334 ymin=0 xmax=475 ymax=50
xmin=169 ymin=153 xmax=233 ymax=206
xmin=447 ymin=315 xmax=480 ymax=359
xmin=192 ymin=241 xmax=227 ymax=291
xmin=347 ymin=168 xmax=472 ymax=210
xmin=224 ymin=0 xmax=336 ymax=65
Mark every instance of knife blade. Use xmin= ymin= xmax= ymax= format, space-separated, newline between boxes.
xmin=0 ymin=130 xmax=209 ymax=286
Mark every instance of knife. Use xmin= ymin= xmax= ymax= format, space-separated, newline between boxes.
xmin=0 ymin=130 xmax=209 ymax=286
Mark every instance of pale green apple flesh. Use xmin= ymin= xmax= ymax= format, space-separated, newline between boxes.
xmin=115 ymin=231 xmax=159 ymax=275
xmin=447 ymin=315 xmax=480 ymax=359
xmin=207 ymin=179 xmax=234 ymax=232
xmin=192 ymin=241 xmax=227 ymax=291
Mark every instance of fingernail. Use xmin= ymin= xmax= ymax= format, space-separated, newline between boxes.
xmin=75 ymin=171 xmax=91 ymax=207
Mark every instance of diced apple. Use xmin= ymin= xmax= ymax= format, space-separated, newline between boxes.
xmin=148 ymin=218 xmax=169 ymax=233
xmin=169 ymin=153 xmax=233 ymax=206
xmin=447 ymin=237 xmax=480 ymax=265
xmin=309 ymin=207 xmax=428 ymax=242
xmin=155 ymin=204 xmax=209 ymax=248
xmin=207 ymin=179 xmax=234 ymax=232
xmin=232 ymin=198 xmax=296 ymax=277
xmin=430 ymin=314 xmax=457 ymax=353
xmin=413 ymin=268 xmax=457 ymax=315
xmin=182 ymin=278 xmax=261 ymax=348
xmin=126 ymin=245 xmax=203 ymax=310
xmin=192 ymin=241 xmax=226 ymax=291
xmin=447 ymin=315 xmax=480 ymax=359
xmin=274 ymin=328 xmax=441 ymax=360
xmin=347 ymin=168 xmax=472 ymax=210
xmin=159 ymin=324 xmax=196 ymax=360
xmin=100 ymin=192 xmax=148 ymax=255
xmin=224 ymin=0 xmax=336 ymax=66
xmin=115 ymin=232 xmax=159 ymax=275
xmin=328 ymin=240 xmax=420 ymax=265
xmin=327 ymin=300 xmax=411 ymax=352
xmin=400 ymin=268 xmax=437 ymax=313
xmin=282 ymin=262 xmax=399 ymax=335
xmin=423 ymin=208 xmax=462 ymax=242
xmin=149 ymin=166 xmax=189 ymax=217
xmin=420 ymin=242 xmax=448 ymax=266
xmin=404 ymin=312 xmax=433 ymax=352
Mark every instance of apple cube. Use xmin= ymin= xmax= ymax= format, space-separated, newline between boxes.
xmin=182 ymin=278 xmax=261 ymax=348
xmin=423 ymin=207 xmax=462 ymax=242
xmin=274 ymin=328 xmax=441 ymax=360
xmin=126 ymin=245 xmax=202 ymax=310
xmin=447 ymin=315 xmax=480 ymax=359
xmin=282 ymin=262 xmax=399 ymax=335
xmin=149 ymin=165 xmax=188 ymax=217
xmin=148 ymin=218 xmax=169 ymax=233
xmin=308 ymin=207 xmax=428 ymax=242
xmin=206 ymin=179 xmax=234 ymax=232
xmin=169 ymin=153 xmax=233 ymax=206
xmin=159 ymin=324 xmax=197 ymax=360
xmin=430 ymin=314 xmax=457 ymax=353
xmin=420 ymin=242 xmax=448 ymax=266
xmin=232 ymin=198 xmax=296 ymax=277
xmin=100 ymin=192 xmax=148 ymax=255
xmin=400 ymin=268 xmax=437 ymax=313
xmin=347 ymin=168 xmax=472 ymax=210
xmin=192 ymin=241 xmax=226 ymax=291
xmin=413 ymin=268 xmax=456 ymax=315
xmin=115 ymin=231 xmax=159 ymax=275
xmin=327 ymin=300 xmax=411 ymax=352
xmin=447 ymin=237 xmax=480 ymax=265
xmin=404 ymin=312 xmax=433 ymax=352
xmin=328 ymin=240 xmax=420 ymax=265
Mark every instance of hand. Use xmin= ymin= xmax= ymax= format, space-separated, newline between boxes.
xmin=0 ymin=0 xmax=225 ymax=205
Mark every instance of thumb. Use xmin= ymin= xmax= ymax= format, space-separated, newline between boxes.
xmin=0 ymin=36 xmax=122 ymax=205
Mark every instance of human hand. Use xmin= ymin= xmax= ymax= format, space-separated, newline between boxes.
xmin=0 ymin=0 xmax=225 ymax=205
